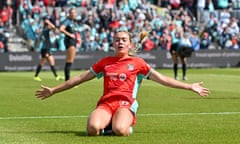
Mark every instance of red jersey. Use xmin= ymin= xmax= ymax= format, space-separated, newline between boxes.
xmin=90 ymin=56 xmax=152 ymax=105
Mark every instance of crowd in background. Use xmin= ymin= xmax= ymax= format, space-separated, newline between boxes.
xmin=0 ymin=0 xmax=13 ymax=53
xmin=1 ymin=0 xmax=240 ymax=53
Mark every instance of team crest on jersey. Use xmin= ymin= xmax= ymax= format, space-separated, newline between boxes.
xmin=119 ymin=73 xmax=127 ymax=81
xmin=127 ymin=64 xmax=134 ymax=71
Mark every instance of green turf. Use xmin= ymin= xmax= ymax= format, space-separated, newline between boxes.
xmin=0 ymin=68 xmax=240 ymax=144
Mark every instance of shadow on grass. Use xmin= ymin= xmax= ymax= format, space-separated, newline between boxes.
xmin=45 ymin=130 xmax=87 ymax=136
xmin=2 ymin=130 xmax=123 ymax=137
xmin=1 ymin=130 xmax=87 ymax=137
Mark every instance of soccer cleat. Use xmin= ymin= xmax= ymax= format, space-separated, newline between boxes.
xmin=55 ymin=75 xmax=64 ymax=81
xmin=34 ymin=76 xmax=42 ymax=81
xmin=174 ymin=76 xmax=179 ymax=80
xmin=101 ymin=123 xmax=113 ymax=135
xmin=183 ymin=76 xmax=188 ymax=81
xmin=129 ymin=126 xmax=133 ymax=135
xmin=73 ymin=85 xmax=79 ymax=88
xmin=101 ymin=123 xmax=133 ymax=136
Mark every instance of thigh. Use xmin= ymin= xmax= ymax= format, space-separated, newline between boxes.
xmin=112 ymin=107 xmax=134 ymax=130
xmin=66 ymin=46 xmax=76 ymax=62
xmin=181 ymin=56 xmax=187 ymax=64
xmin=87 ymin=108 xmax=112 ymax=130
xmin=40 ymin=58 xmax=47 ymax=65
xmin=171 ymin=51 xmax=178 ymax=64
xmin=47 ymin=55 xmax=55 ymax=65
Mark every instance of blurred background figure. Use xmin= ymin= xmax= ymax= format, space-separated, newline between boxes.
xmin=34 ymin=18 xmax=64 ymax=81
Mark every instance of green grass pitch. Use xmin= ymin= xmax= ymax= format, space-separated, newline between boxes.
xmin=0 ymin=68 xmax=240 ymax=144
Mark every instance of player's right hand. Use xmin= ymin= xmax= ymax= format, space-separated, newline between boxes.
xmin=35 ymin=85 xmax=53 ymax=100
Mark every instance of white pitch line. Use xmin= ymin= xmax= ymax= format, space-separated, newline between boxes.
xmin=137 ymin=112 xmax=240 ymax=116
xmin=0 ymin=115 xmax=88 ymax=120
xmin=0 ymin=112 xmax=240 ymax=120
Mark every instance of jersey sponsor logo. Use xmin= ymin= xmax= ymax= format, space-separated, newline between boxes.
xmin=119 ymin=73 xmax=127 ymax=81
xmin=106 ymin=72 xmax=118 ymax=80
xmin=127 ymin=64 xmax=134 ymax=71
xmin=106 ymin=72 xmax=118 ymax=76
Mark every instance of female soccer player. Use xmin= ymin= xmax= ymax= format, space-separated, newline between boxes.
xmin=34 ymin=18 xmax=63 ymax=81
xmin=60 ymin=7 xmax=81 ymax=81
xmin=170 ymin=31 xmax=193 ymax=80
xmin=35 ymin=30 xmax=209 ymax=136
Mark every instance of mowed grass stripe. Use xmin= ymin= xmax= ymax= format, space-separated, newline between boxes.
xmin=1 ymin=112 xmax=240 ymax=120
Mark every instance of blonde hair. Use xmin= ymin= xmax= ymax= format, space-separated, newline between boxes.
xmin=129 ymin=31 xmax=149 ymax=56
xmin=114 ymin=29 xmax=149 ymax=56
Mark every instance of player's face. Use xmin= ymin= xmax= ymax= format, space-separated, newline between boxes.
xmin=113 ymin=31 xmax=132 ymax=56
xmin=69 ymin=9 xmax=77 ymax=20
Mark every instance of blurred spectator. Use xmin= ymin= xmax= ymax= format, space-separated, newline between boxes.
xmin=129 ymin=0 xmax=138 ymax=10
xmin=0 ymin=28 xmax=9 ymax=53
xmin=217 ymin=0 xmax=230 ymax=9
xmin=200 ymin=32 xmax=211 ymax=49
xmin=232 ymin=0 xmax=240 ymax=9
xmin=149 ymin=30 xmax=160 ymax=50
xmin=159 ymin=28 xmax=172 ymax=50
xmin=120 ymin=0 xmax=131 ymax=15
xmin=158 ymin=0 xmax=169 ymax=7
xmin=218 ymin=25 xmax=232 ymax=49
xmin=219 ymin=8 xmax=231 ymax=25
xmin=197 ymin=0 xmax=206 ymax=23
xmin=0 ymin=17 xmax=9 ymax=53
xmin=228 ymin=34 xmax=239 ymax=49
xmin=21 ymin=13 xmax=38 ymax=51
xmin=169 ymin=0 xmax=180 ymax=10
xmin=190 ymin=30 xmax=200 ymax=51
xmin=86 ymin=36 xmax=101 ymax=52
xmin=102 ymin=37 xmax=110 ymax=52
xmin=0 ymin=5 xmax=10 ymax=27
xmin=142 ymin=38 xmax=155 ymax=51
xmin=43 ymin=0 xmax=56 ymax=7
xmin=31 ymin=0 xmax=42 ymax=19
xmin=181 ymin=0 xmax=195 ymax=16
xmin=99 ymin=9 xmax=111 ymax=30
xmin=19 ymin=0 xmax=32 ymax=20
xmin=6 ymin=4 xmax=13 ymax=28
xmin=206 ymin=0 xmax=215 ymax=12
xmin=205 ymin=12 xmax=219 ymax=43
xmin=228 ymin=17 xmax=239 ymax=36
xmin=0 ymin=41 xmax=4 ymax=51
xmin=56 ymin=0 xmax=68 ymax=7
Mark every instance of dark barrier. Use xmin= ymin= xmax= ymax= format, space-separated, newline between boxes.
xmin=0 ymin=50 xmax=239 ymax=71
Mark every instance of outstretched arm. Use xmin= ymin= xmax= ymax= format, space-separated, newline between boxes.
xmin=35 ymin=70 xmax=95 ymax=100
xmin=149 ymin=69 xmax=209 ymax=97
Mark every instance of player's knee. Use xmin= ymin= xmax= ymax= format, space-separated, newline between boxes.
xmin=87 ymin=124 xmax=101 ymax=136
xmin=112 ymin=126 xmax=130 ymax=136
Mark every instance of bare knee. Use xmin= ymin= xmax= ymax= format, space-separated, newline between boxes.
xmin=86 ymin=108 xmax=112 ymax=136
xmin=112 ymin=125 xmax=130 ymax=136
xmin=87 ymin=123 xmax=102 ymax=136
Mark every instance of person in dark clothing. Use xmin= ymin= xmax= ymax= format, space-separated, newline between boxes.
xmin=170 ymin=31 xmax=193 ymax=80
xmin=34 ymin=18 xmax=63 ymax=81
xmin=60 ymin=8 xmax=81 ymax=81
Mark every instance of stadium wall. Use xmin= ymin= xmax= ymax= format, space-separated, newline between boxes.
xmin=0 ymin=50 xmax=239 ymax=71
